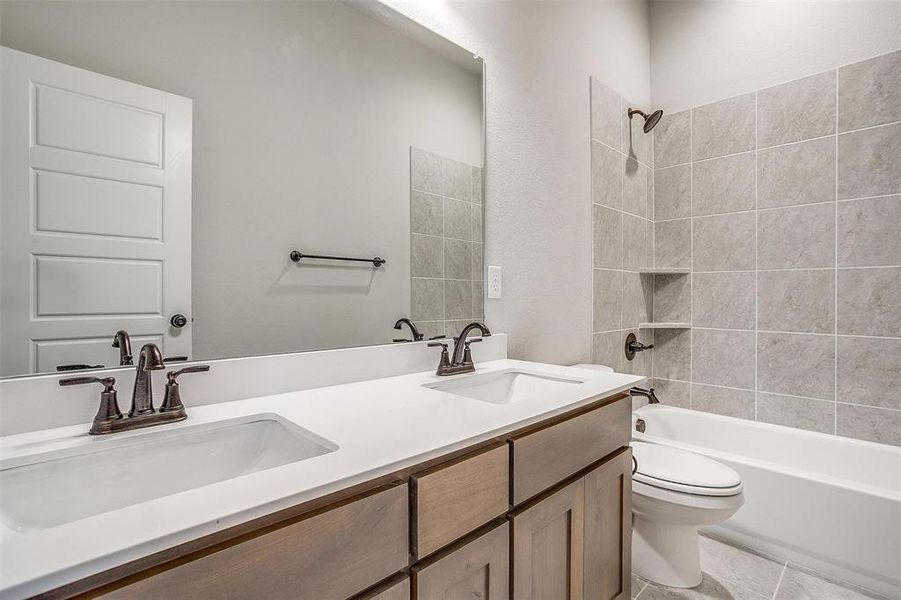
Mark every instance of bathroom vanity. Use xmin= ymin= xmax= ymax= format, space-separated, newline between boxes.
xmin=0 ymin=346 xmax=642 ymax=599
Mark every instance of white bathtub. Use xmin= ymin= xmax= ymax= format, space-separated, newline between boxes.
xmin=632 ymin=404 xmax=901 ymax=599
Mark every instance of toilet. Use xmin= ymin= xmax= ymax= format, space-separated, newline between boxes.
xmin=631 ymin=441 xmax=744 ymax=588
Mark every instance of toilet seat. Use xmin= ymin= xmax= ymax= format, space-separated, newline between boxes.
xmin=632 ymin=441 xmax=742 ymax=497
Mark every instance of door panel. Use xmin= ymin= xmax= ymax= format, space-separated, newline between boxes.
xmin=584 ymin=450 xmax=633 ymax=600
xmin=1 ymin=47 xmax=192 ymax=376
xmin=512 ymin=479 xmax=584 ymax=600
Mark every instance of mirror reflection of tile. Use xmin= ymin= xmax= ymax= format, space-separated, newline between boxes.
xmin=410 ymin=147 xmax=484 ymax=340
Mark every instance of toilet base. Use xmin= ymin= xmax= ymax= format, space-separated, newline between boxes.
xmin=632 ymin=515 xmax=702 ymax=588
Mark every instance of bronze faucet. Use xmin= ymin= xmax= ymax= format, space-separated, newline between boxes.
xmin=130 ymin=343 xmax=166 ymax=417
xmin=59 ymin=343 xmax=209 ymax=435
xmin=393 ymin=318 xmax=424 ymax=342
xmin=428 ymin=322 xmax=491 ymax=376
xmin=112 ymin=330 xmax=133 ymax=366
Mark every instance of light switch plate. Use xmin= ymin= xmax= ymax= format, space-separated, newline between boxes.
xmin=487 ymin=266 xmax=502 ymax=299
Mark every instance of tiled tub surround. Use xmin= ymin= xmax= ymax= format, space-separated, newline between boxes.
xmin=649 ymin=49 xmax=901 ymax=446
xmin=410 ymin=148 xmax=484 ymax=339
xmin=590 ymin=78 xmax=655 ymax=378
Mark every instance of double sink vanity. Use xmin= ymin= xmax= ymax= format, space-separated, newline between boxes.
xmin=0 ymin=336 xmax=643 ymax=599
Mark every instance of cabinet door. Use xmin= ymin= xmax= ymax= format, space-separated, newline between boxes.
xmin=511 ymin=479 xmax=584 ymax=600
xmin=413 ymin=522 xmax=509 ymax=600
xmin=584 ymin=449 xmax=632 ymax=600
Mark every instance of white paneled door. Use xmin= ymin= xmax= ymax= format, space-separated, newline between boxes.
xmin=1 ymin=47 xmax=192 ymax=376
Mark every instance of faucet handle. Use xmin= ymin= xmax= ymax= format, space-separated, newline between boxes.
xmin=464 ymin=338 xmax=483 ymax=347
xmin=59 ymin=376 xmax=123 ymax=433
xmin=427 ymin=341 xmax=448 ymax=349
xmin=427 ymin=341 xmax=452 ymax=375
xmin=160 ymin=365 xmax=210 ymax=414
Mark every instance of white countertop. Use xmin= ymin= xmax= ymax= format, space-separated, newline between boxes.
xmin=0 ymin=359 xmax=643 ymax=598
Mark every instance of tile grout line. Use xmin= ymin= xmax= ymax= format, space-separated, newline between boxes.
xmin=754 ymin=89 xmax=760 ymax=422
xmin=834 ymin=66 xmax=840 ymax=435
xmin=689 ymin=108 xmax=694 ymax=409
xmin=771 ymin=562 xmax=788 ymax=600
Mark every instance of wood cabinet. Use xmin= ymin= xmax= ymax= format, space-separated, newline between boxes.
xmin=510 ymin=448 xmax=632 ymax=600
xmin=510 ymin=396 xmax=631 ymax=504
xmin=96 ymin=483 xmax=409 ymax=600
xmin=583 ymin=450 xmax=632 ymax=600
xmin=412 ymin=522 xmax=509 ymax=600
xmin=354 ymin=575 xmax=410 ymax=600
xmin=411 ymin=443 xmax=509 ymax=559
xmin=511 ymin=479 xmax=585 ymax=600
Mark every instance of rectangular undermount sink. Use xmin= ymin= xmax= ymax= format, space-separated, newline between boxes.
xmin=0 ymin=414 xmax=337 ymax=532
xmin=424 ymin=369 xmax=584 ymax=404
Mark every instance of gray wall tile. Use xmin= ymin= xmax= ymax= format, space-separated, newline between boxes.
xmin=592 ymin=141 xmax=623 ymax=209
xmin=837 ymin=267 xmax=901 ymax=336
xmin=654 ymin=273 xmax=691 ymax=323
xmin=757 ymin=136 xmax=836 ymax=209
xmin=591 ymin=78 xmax=622 ymax=149
xmin=592 ymin=331 xmax=625 ymax=372
xmin=692 ymin=384 xmax=756 ymax=419
xmin=624 ymin=104 xmax=652 ymax=167
xmin=471 ymin=166 xmax=482 ymax=204
xmin=623 ymin=214 xmax=651 ymax=271
xmin=443 ymin=238 xmax=471 ymax=280
xmin=411 ymin=278 xmax=443 ymax=320
xmin=473 ymin=281 xmax=484 ymax=320
xmin=654 ymin=219 xmax=691 ymax=269
xmin=837 ymin=195 xmax=901 ymax=267
xmin=837 ymin=122 xmax=901 ymax=200
xmin=623 ymin=273 xmax=653 ymax=328
xmin=757 ymin=70 xmax=836 ymax=147
xmin=838 ymin=49 xmax=901 ymax=132
xmin=757 ymin=332 xmax=835 ymax=400
xmin=651 ymin=378 xmax=690 ymax=408
xmin=757 ymin=392 xmax=835 ymax=433
xmin=445 ymin=279 xmax=473 ymax=320
xmin=692 ymin=271 xmax=755 ymax=330
xmin=692 ymin=93 xmax=756 ymax=160
xmin=411 ymin=233 xmax=443 ymax=277
xmin=692 ymin=152 xmax=756 ymax=216
xmin=693 ymin=212 xmax=756 ymax=271
xmin=417 ymin=321 xmax=446 ymax=341
xmin=411 ymin=191 xmax=443 ymax=236
xmin=623 ymin=158 xmax=650 ymax=217
xmin=654 ymin=165 xmax=691 ymax=220
xmin=442 ymin=157 xmax=471 ymax=201
xmin=836 ymin=403 xmax=901 ymax=445
xmin=471 ymin=243 xmax=483 ymax=280
xmin=837 ymin=336 xmax=901 ymax=410
xmin=758 ymin=203 xmax=836 ymax=270
xmin=593 ymin=204 xmax=623 ymax=269
xmin=758 ymin=269 xmax=835 ymax=334
xmin=444 ymin=198 xmax=470 ymax=241
xmin=652 ymin=329 xmax=691 ymax=381
xmin=411 ymin=147 xmax=442 ymax=194
xmin=692 ymin=328 xmax=756 ymax=389
xmin=593 ymin=269 xmax=623 ymax=332
xmin=654 ymin=110 xmax=691 ymax=168
xmin=471 ymin=203 xmax=483 ymax=243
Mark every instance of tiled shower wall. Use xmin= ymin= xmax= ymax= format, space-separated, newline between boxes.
xmin=650 ymin=49 xmax=901 ymax=446
xmin=589 ymin=78 xmax=655 ymax=379
xmin=410 ymin=147 xmax=484 ymax=339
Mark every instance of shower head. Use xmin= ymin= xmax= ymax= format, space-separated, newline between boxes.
xmin=628 ymin=108 xmax=664 ymax=133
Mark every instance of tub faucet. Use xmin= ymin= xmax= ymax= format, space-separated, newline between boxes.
xmin=630 ymin=386 xmax=659 ymax=404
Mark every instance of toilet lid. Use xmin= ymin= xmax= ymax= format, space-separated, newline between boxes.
xmin=632 ymin=441 xmax=742 ymax=496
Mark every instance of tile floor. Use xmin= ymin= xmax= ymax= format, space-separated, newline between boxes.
xmin=631 ymin=534 xmax=889 ymax=600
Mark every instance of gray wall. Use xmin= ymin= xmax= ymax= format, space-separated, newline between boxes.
xmin=385 ymin=0 xmax=653 ymax=365
xmin=1 ymin=1 xmax=482 ymax=360
xmin=648 ymin=50 xmax=901 ymax=446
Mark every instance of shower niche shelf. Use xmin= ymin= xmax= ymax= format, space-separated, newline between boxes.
xmin=638 ymin=322 xmax=691 ymax=329
xmin=637 ymin=268 xmax=690 ymax=275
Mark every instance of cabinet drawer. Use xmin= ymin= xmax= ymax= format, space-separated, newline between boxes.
xmin=511 ymin=393 xmax=630 ymax=504
xmin=355 ymin=575 xmax=410 ymax=600
xmin=412 ymin=522 xmax=509 ymax=599
xmin=99 ymin=483 xmax=409 ymax=600
xmin=411 ymin=443 xmax=509 ymax=558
